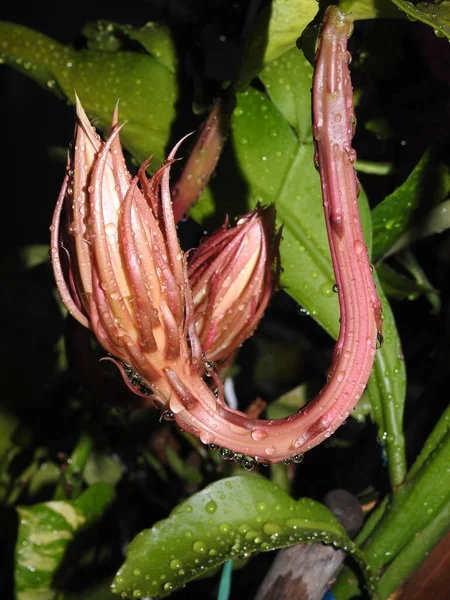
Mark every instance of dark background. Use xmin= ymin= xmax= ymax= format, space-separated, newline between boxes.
xmin=1 ymin=2 xmax=450 ymax=598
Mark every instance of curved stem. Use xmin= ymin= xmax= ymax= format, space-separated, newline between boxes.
xmin=170 ymin=7 xmax=382 ymax=463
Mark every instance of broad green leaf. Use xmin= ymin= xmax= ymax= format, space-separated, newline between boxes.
xmin=82 ymin=21 xmax=177 ymax=72
xmin=113 ymin=476 xmax=375 ymax=599
xmin=259 ymin=47 xmax=313 ymax=142
xmin=372 ymin=150 xmax=433 ymax=259
xmin=340 ymin=0 xmax=405 ymax=20
xmin=238 ymin=0 xmax=318 ymax=87
xmin=117 ymin=22 xmax=177 ymax=73
xmin=0 ymin=21 xmax=176 ymax=166
xmin=15 ymin=482 xmax=115 ymax=600
xmin=389 ymin=0 xmax=450 ymax=40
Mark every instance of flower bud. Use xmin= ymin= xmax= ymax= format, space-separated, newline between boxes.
xmin=51 ymin=96 xmax=203 ymax=404
xmin=188 ymin=206 xmax=280 ymax=364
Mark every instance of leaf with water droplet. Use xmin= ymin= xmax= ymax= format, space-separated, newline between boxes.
xmin=82 ymin=20 xmax=177 ymax=73
xmin=388 ymin=0 xmax=450 ymax=40
xmin=0 ymin=21 xmax=176 ymax=166
xmin=113 ymin=476 xmax=375 ymax=598
xmin=14 ymin=482 xmax=115 ymax=599
xmin=237 ymin=0 xmax=319 ymax=88
xmin=259 ymin=47 xmax=313 ymax=142
xmin=372 ymin=149 xmax=447 ymax=259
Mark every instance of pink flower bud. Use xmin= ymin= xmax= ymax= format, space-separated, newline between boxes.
xmin=188 ymin=205 xmax=280 ymax=365
xmin=51 ymin=96 xmax=204 ymax=405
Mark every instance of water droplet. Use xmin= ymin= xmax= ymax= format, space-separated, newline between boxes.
xmin=336 ymin=370 xmax=345 ymax=383
xmin=292 ymin=453 xmax=304 ymax=464
xmin=320 ymin=282 xmax=333 ymax=297
xmin=105 ymin=222 xmax=117 ymax=236
xmin=219 ymin=448 xmax=234 ymax=460
xmin=219 ymin=522 xmax=231 ymax=534
xmin=286 ymin=518 xmax=304 ymax=529
xmin=193 ymin=540 xmax=207 ymax=554
xmin=353 ymin=240 xmax=365 ymax=254
xmin=205 ymin=500 xmax=217 ymax=514
xmin=251 ymin=429 xmax=268 ymax=441
xmin=257 ymin=502 xmax=267 ymax=513
xmin=170 ymin=558 xmax=182 ymax=570
xmin=163 ymin=582 xmax=173 ymax=592
xmin=200 ymin=431 xmax=214 ymax=445
xmin=68 ymin=221 xmax=79 ymax=236
xmin=160 ymin=410 xmax=175 ymax=422
xmin=263 ymin=522 xmax=281 ymax=535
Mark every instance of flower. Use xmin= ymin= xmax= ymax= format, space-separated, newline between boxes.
xmin=51 ymin=96 xmax=204 ymax=406
xmin=51 ymin=63 xmax=381 ymax=465
xmin=188 ymin=205 xmax=280 ymax=365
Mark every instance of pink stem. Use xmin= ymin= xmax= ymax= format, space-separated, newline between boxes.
xmin=172 ymin=6 xmax=382 ymax=463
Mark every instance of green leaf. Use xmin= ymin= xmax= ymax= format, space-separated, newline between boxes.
xmin=378 ymin=501 xmax=450 ymax=599
xmin=117 ymin=22 xmax=177 ymax=73
xmin=237 ymin=0 xmax=319 ymax=88
xmin=83 ymin=452 xmax=123 ymax=487
xmin=113 ymin=476 xmax=375 ymax=599
xmin=394 ymin=249 xmax=441 ymax=313
xmin=351 ymin=391 xmax=372 ymax=423
xmin=14 ymin=482 xmax=115 ymax=600
xmin=386 ymin=198 xmax=450 ymax=256
xmin=372 ymin=150 xmax=433 ymax=259
xmin=376 ymin=262 xmax=436 ymax=301
xmin=389 ymin=0 xmax=450 ymax=40
xmin=366 ymin=272 xmax=407 ymax=486
xmin=0 ymin=21 xmax=176 ymax=166
xmin=82 ymin=21 xmax=177 ymax=72
xmin=259 ymin=47 xmax=313 ymax=142
xmin=340 ymin=0 xmax=405 ymax=20
xmin=267 ymin=384 xmax=309 ymax=420
xmin=407 ymin=404 xmax=450 ymax=481
xmin=334 ymin=432 xmax=450 ymax=599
